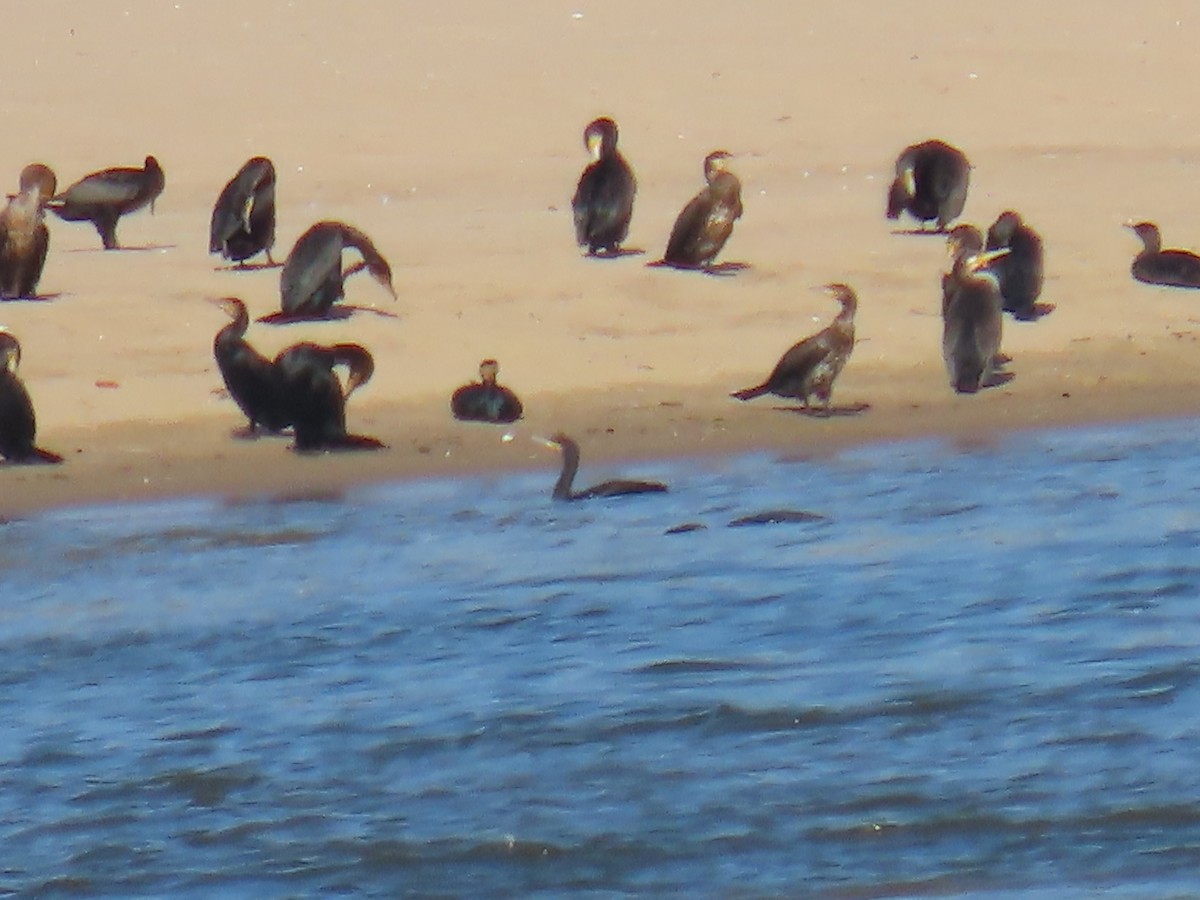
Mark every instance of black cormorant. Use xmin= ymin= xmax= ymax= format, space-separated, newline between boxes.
xmin=278 ymin=220 xmax=396 ymax=319
xmin=212 ymin=297 xmax=290 ymax=436
xmin=274 ymin=341 xmax=383 ymax=451
xmin=49 ymin=155 xmax=165 ymax=249
xmin=659 ymin=150 xmax=743 ymax=269
xmin=941 ymin=225 xmax=984 ymax=315
xmin=0 ymin=330 xmax=63 ymax=464
xmin=731 ymin=283 xmax=858 ymax=412
xmin=210 ymin=157 xmax=276 ymax=267
xmin=942 ymin=248 xmax=1010 ymax=393
xmin=572 ymin=117 xmax=637 ymax=256
xmin=1126 ymin=222 xmax=1200 ymax=288
xmin=886 ymin=140 xmax=969 ymax=231
xmin=985 ymin=210 xmax=1044 ymax=318
xmin=451 ymin=359 xmax=524 ymax=423
xmin=0 ymin=164 xmax=56 ymax=299
xmin=536 ymin=433 xmax=667 ymax=501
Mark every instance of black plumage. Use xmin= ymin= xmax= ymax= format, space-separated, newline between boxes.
xmin=572 ymin=117 xmax=637 ymax=256
xmin=985 ymin=210 xmax=1044 ymax=319
xmin=279 ymin=220 xmax=396 ymax=319
xmin=450 ymin=359 xmax=523 ymax=423
xmin=212 ymin=297 xmax=290 ymax=436
xmin=942 ymin=248 xmax=1009 ymax=393
xmin=274 ymin=341 xmax=383 ymax=452
xmin=0 ymin=330 xmax=63 ymax=464
xmin=660 ymin=151 xmax=743 ymax=269
xmin=210 ymin=157 xmax=277 ymax=266
xmin=0 ymin=164 xmax=56 ymax=299
xmin=1126 ymin=221 xmax=1200 ymax=288
xmin=537 ymin=433 xmax=667 ymax=501
xmin=886 ymin=139 xmax=969 ymax=231
xmin=49 ymin=155 xmax=164 ymax=249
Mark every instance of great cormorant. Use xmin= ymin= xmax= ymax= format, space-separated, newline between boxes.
xmin=451 ymin=359 xmax=524 ymax=423
xmin=210 ymin=157 xmax=277 ymax=267
xmin=942 ymin=248 xmax=1010 ymax=393
xmin=0 ymin=164 xmax=56 ymax=299
xmin=1126 ymin=222 xmax=1200 ymax=288
xmin=536 ymin=433 xmax=667 ymax=501
xmin=985 ymin=210 xmax=1044 ymax=319
xmin=49 ymin=155 xmax=165 ymax=249
xmin=278 ymin=220 xmax=396 ymax=319
xmin=274 ymin=341 xmax=383 ymax=451
xmin=886 ymin=140 xmax=969 ymax=231
xmin=0 ymin=329 xmax=63 ymax=464
xmin=572 ymin=117 xmax=637 ymax=256
xmin=659 ymin=151 xmax=743 ymax=270
xmin=212 ymin=297 xmax=290 ymax=437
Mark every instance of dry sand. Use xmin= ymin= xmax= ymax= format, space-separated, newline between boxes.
xmin=3 ymin=2 xmax=1200 ymax=516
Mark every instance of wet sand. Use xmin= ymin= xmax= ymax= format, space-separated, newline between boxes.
xmin=3 ymin=2 xmax=1200 ymax=516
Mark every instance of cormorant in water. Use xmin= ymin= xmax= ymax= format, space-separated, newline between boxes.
xmin=49 ymin=155 xmax=165 ymax=249
xmin=0 ymin=164 xmax=56 ymax=299
xmin=274 ymin=341 xmax=383 ymax=452
xmin=278 ymin=220 xmax=397 ymax=319
xmin=1126 ymin=221 xmax=1200 ymax=288
xmin=450 ymin=359 xmax=523 ymax=423
xmin=572 ymin=117 xmax=637 ymax=256
xmin=210 ymin=157 xmax=277 ymax=267
xmin=658 ymin=150 xmax=743 ymax=270
xmin=985 ymin=210 xmax=1044 ymax=319
xmin=0 ymin=329 xmax=63 ymax=464
xmin=942 ymin=248 xmax=1010 ymax=393
xmin=886 ymin=140 xmax=969 ymax=231
xmin=536 ymin=433 xmax=667 ymax=501
xmin=212 ymin=297 xmax=290 ymax=437
xmin=731 ymin=283 xmax=858 ymax=412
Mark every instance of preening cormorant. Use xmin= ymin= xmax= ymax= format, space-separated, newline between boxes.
xmin=0 ymin=164 xmax=56 ymax=299
xmin=212 ymin=297 xmax=290 ymax=436
xmin=450 ymin=359 xmax=523 ymax=423
xmin=274 ymin=341 xmax=383 ymax=452
xmin=731 ymin=283 xmax=858 ymax=412
xmin=536 ymin=433 xmax=667 ymax=501
xmin=659 ymin=150 xmax=743 ymax=269
xmin=0 ymin=330 xmax=63 ymax=464
xmin=572 ymin=117 xmax=637 ymax=256
xmin=279 ymin=220 xmax=396 ymax=319
xmin=886 ymin=140 xmax=969 ymax=231
xmin=941 ymin=225 xmax=984 ymax=315
xmin=49 ymin=155 xmax=165 ymax=249
xmin=985 ymin=210 xmax=1044 ymax=319
xmin=210 ymin=157 xmax=276 ymax=267
xmin=942 ymin=248 xmax=1010 ymax=393
xmin=1126 ymin=221 xmax=1200 ymax=288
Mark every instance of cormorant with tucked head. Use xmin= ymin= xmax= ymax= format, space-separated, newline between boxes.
xmin=49 ymin=155 xmax=165 ymax=249
xmin=886 ymin=140 xmax=969 ymax=231
xmin=731 ymin=283 xmax=858 ymax=413
xmin=451 ymin=359 xmax=523 ymax=423
xmin=572 ymin=117 xmax=637 ymax=256
xmin=210 ymin=157 xmax=277 ymax=267
xmin=535 ymin=432 xmax=667 ymax=501
xmin=942 ymin=248 xmax=1010 ymax=393
xmin=1126 ymin=221 xmax=1200 ymax=288
xmin=0 ymin=329 xmax=63 ymax=464
xmin=985 ymin=210 xmax=1044 ymax=319
xmin=212 ymin=297 xmax=290 ymax=437
xmin=274 ymin=341 xmax=383 ymax=452
xmin=278 ymin=220 xmax=396 ymax=319
xmin=659 ymin=150 xmax=743 ymax=270
xmin=0 ymin=164 xmax=56 ymax=299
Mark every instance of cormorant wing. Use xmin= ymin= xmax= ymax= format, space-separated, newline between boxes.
xmin=56 ymin=170 xmax=148 ymax=207
xmin=280 ymin=230 xmax=345 ymax=314
xmin=766 ymin=330 xmax=836 ymax=386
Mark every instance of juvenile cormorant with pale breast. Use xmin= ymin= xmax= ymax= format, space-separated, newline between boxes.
xmin=1126 ymin=221 xmax=1200 ymax=288
xmin=212 ymin=297 xmax=290 ymax=436
xmin=886 ymin=140 xmax=969 ymax=231
xmin=49 ymin=155 xmax=164 ymax=249
xmin=0 ymin=330 xmax=63 ymax=464
xmin=451 ymin=359 xmax=524 ymax=423
xmin=942 ymin=248 xmax=1010 ymax=393
xmin=985 ymin=210 xmax=1044 ymax=319
xmin=572 ymin=117 xmax=637 ymax=256
xmin=278 ymin=221 xmax=396 ymax=319
xmin=275 ymin=341 xmax=383 ymax=452
xmin=658 ymin=151 xmax=743 ymax=270
xmin=536 ymin=433 xmax=667 ymax=501
xmin=210 ymin=157 xmax=277 ymax=267
xmin=0 ymin=164 xmax=56 ymax=299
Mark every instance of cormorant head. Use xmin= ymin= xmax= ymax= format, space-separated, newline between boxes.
xmin=479 ymin=359 xmax=499 ymax=383
xmin=989 ymin=210 xmax=1021 ymax=243
xmin=946 ymin=224 xmax=984 ymax=261
xmin=824 ymin=283 xmax=857 ymax=315
xmin=1126 ymin=221 xmax=1162 ymax=253
xmin=703 ymin=150 xmax=734 ymax=183
xmin=212 ymin=296 xmax=248 ymax=322
xmin=0 ymin=328 xmax=21 ymax=373
xmin=17 ymin=164 xmax=56 ymax=200
xmin=333 ymin=344 xmax=375 ymax=399
xmin=367 ymin=256 xmax=397 ymax=299
xmin=959 ymin=247 xmax=1010 ymax=282
xmin=584 ymin=118 xmax=619 ymax=161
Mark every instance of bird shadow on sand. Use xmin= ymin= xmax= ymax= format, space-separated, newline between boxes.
xmin=215 ymin=261 xmax=284 ymax=272
xmin=257 ymin=305 xmax=401 ymax=325
xmin=1011 ymin=302 xmax=1056 ymax=321
xmin=646 ymin=260 xmax=751 ymax=277
xmin=890 ymin=228 xmax=951 ymax=237
xmin=773 ymin=401 xmax=872 ymax=417
xmin=64 ymin=243 xmax=178 ymax=253
xmin=583 ymin=247 xmax=645 ymax=260
xmin=0 ymin=292 xmax=62 ymax=304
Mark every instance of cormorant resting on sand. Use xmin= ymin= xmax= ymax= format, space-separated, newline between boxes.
xmin=731 ymin=283 xmax=858 ymax=412
xmin=49 ymin=155 xmax=165 ymax=249
xmin=985 ymin=210 xmax=1044 ymax=319
xmin=886 ymin=140 xmax=969 ymax=231
xmin=536 ymin=433 xmax=667 ymax=501
xmin=1126 ymin=222 xmax=1200 ymax=288
xmin=212 ymin=297 xmax=290 ymax=437
xmin=0 ymin=164 xmax=56 ymax=299
xmin=275 ymin=341 xmax=383 ymax=452
xmin=658 ymin=151 xmax=743 ymax=270
xmin=942 ymin=248 xmax=1010 ymax=393
xmin=451 ymin=359 xmax=523 ymax=423
xmin=278 ymin=221 xmax=397 ymax=319
xmin=210 ymin=157 xmax=276 ymax=267
xmin=0 ymin=330 xmax=63 ymax=464
xmin=572 ymin=117 xmax=637 ymax=256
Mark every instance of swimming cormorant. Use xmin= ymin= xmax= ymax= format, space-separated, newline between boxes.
xmin=0 ymin=330 xmax=63 ymax=464
xmin=279 ymin=220 xmax=397 ymax=319
xmin=659 ymin=150 xmax=743 ymax=270
xmin=1126 ymin=222 xmax=1200 ymax=288
xmin=731 ymin=283 xmax=858 ymax=412
xmin=212 ymin=297 xmax=290 ymax=436
xmin=210 ymin=157 xmax=276 ymax=267
xmin=985 ymin=210 xmax=1044 ymax=319
xmin=49 ymin=155 xmax=165 ymax=249
xmin=942 ymin=248 xmax=1010 ymax=393
xmin=451 ymin=359 xmax=524 ymax=423
xmin=274 ymin=341 xmax=383 ymax=451
xmin=886 ymin=140 xmax=969 ymax=231
xmin=0 ymin=164 xmax=56 ymax=299
xmin=536 ymin=433 xmax=667 ymax=501
xmin=572 ymin=117 xmax=637 ymax=257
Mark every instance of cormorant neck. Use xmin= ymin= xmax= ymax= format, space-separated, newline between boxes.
xmin=552 ymin=438 xmax=580 ymax=501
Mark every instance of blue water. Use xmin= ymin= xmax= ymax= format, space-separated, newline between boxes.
xmin=4 ymin=420 xmax=1200 ymax=897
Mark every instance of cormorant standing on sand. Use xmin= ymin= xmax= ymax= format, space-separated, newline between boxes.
xmin=985 ymin=210 xmax=1044 ymax=319
xmin=658 ymin=150 xmax=743 ymax=270
xmin=1126 ymin=221 xmax=1200 ymax=288
xmin=275 ymin=341 xmax=383 ymax=452
xmin=0 ymin=164 xmax=56 ymax=299
xmin=572 ymin=117 xmax=637 ymax=256
xmin=0 ymin=329 xmax=63 ymax=464
xmin=278 ymin=221 xmax=396 ymax=319
xmin=942 ymin=248 xmax=1010 ymax=393
xmin=941 ymin=225 xmax=983 ymax=315
xmin=451 ymin=359 xmax=523 ymax=423
xmin=731 ymin=283 xmax=858 ymax=413
xmin=886 ymin=140 xmax=969 ymax=231
xmin=49 ymin=155 xmax=165 ymax=249
xmin=212 ymin=297 xmax=290 ymax=437
xmin=536 ymin=433 xmax=667 ymax=501
xmin=210 ymin=157 xmax=277 ymax=267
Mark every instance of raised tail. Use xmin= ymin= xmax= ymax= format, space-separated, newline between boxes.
xmin=730 ymin=384 xmax=768 ymax=401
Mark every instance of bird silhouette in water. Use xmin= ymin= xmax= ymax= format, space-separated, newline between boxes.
xmin=536 ymin=433 xmax=667 ymax=501
xmin=451 ymin=359 xmax=523 ymax=423
xmin=656 ymin=150 xmax=743 ymax=270
xmin=49 ymin=155 xmax=165 ymax=249
xmin=275 ymin=341 xmax=384 ymax=452
xmin=211 ymin=297 xmax=290 ymax=438
xmin=572 ymin=117 xmax=637 ymax=257
xmin=0 ymin=164 xmax=57 ymax=299
xmin=0 ymin=329 xmax=63 ymax=464
xmin=210 ymin=157 xmax=277 ymax=267
xmin=275 ymin=220 xmax=396 ymax=320
xmin=1126 ymin=221 xmax=1200 ymax=288
xmin=886 ymin=139 xmax=969 ymax=232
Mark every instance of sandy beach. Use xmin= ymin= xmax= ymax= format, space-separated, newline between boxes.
xmin=3 ymin=2 xmax=1200 ymax=516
